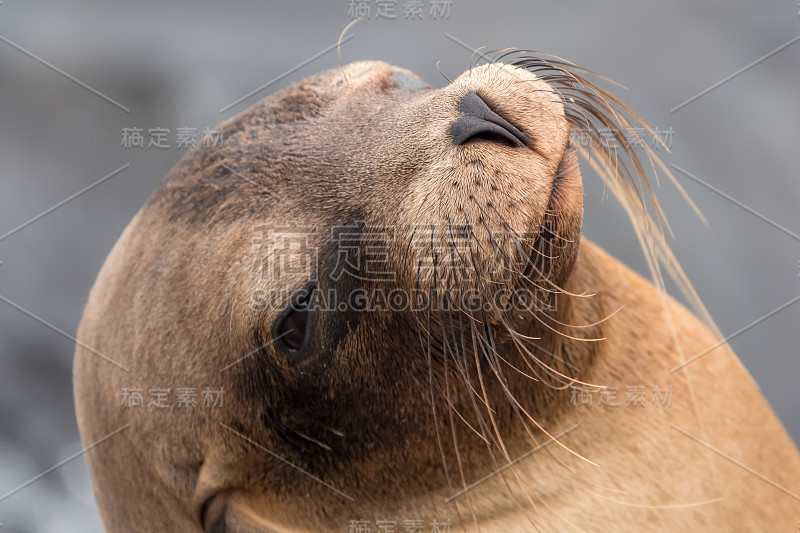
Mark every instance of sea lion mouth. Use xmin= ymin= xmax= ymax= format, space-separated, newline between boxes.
xmin=544 ymin=141 xmax=578 ymax=212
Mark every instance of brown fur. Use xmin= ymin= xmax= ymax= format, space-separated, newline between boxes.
xmin=73 ymin=60 xmax=800 ymax=532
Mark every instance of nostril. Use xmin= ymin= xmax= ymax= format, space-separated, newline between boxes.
xmin=450 ymin=92 xmax=529 ymax=148
xmin=451 ymin=116 xmax=526 ymax=147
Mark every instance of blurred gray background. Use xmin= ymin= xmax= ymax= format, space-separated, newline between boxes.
xmin=0 ymin=1 xmax=798 ymax=530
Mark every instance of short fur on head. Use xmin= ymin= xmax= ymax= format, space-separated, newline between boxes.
xmin=74 ymin=56 xmax=800 ymax=532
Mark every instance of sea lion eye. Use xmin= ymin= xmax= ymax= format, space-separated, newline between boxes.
xmin=273 ymin=283 xmax=316 ymax=360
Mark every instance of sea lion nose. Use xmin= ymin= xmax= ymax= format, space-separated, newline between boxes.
xmin=449 ymin=91 xmax=529 ymax=148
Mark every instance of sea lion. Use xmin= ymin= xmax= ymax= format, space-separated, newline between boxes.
xmin=73 ymin=58 xmax=800 ymax=532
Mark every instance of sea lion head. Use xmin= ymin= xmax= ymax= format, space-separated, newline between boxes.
xmin=74 ymin=58 xmax=656 ymax=531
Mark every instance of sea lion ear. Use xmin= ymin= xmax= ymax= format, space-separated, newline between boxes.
xmin=200 ymin=492 xmax=228 ymax=533
xmin=272 ymin=282 xmax=317 ymax=363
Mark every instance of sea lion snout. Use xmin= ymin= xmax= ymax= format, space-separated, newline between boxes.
xmin=443 ymin=63 xmax=570 ymax=158
xmin=390 ymin=63 xmax=581 ymax=301
xmin=450 ymin=91 xmax=529 ymax=148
